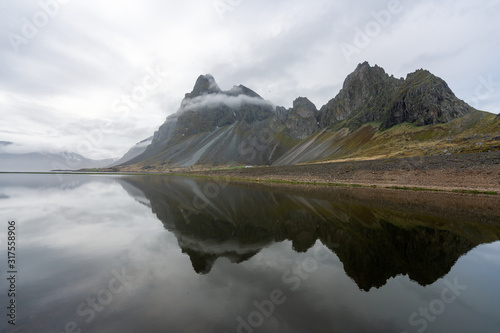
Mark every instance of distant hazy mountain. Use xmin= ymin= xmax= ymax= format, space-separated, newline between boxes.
xmin=110 ymin=137 xmax=153 ymax=167
xmin=0 ymin=151 xmax=116 ymax=172
xmin=114 ymin=62 xmax=499 ymax=170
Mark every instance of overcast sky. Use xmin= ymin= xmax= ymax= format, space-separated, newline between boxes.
xmin=1 ymin=0 xmax=499 ymax=159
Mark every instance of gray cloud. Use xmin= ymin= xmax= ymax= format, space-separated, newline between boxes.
xmin=0 ymin=0 xmax=499 ymax=159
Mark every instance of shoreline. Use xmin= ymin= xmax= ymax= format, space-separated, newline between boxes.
xmin=3 ymin=152 xmax=500 ymax=196
xmin=185 ymin=152 xmax=500 ymax=195
xmin=1 ymin=170 xmax=498 ymax=195
xmin=175 ymin=174 xmax=500 ymax=196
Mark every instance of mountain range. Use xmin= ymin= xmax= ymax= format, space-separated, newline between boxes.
xmin=0 ymin=137 xmax=156 ymax=172
xmin=112 ymin=62 xmax=499 ymax=171
xmin=3 ymin=62 xmax=497 ymax=173
xmin=0 ymin=149 xmax=116 ymax=172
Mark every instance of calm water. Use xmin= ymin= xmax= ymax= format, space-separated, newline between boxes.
xmin=1 ymin=174 xmax=500 ymax=333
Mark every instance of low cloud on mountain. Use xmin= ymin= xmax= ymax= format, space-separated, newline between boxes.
xmin=180 ymin=93 xmax=274 ymax=113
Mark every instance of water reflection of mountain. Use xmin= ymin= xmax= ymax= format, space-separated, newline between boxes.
xmin=119 ymin=176 xmax=500 ymax=291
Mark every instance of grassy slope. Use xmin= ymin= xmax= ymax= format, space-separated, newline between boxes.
xmin=311 ymin=110 xmax=500 ymax=163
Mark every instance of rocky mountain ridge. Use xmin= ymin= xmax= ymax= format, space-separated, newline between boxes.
xmin=319 ymin=62 xmax=473 ymax=130
xmin=115 ymin=62 xmax=498 ymax=170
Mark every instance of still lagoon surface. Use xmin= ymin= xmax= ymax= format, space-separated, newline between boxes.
xmin=1 ymin=174 xmax=500 ymax=333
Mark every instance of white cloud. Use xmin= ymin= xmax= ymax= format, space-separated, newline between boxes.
xmin=0 ymin=0 xmax=498 ymax=159
xmin=180 ymin=93 xmax=274 ymax=113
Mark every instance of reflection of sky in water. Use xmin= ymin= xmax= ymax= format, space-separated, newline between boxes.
xmin=0 ymin=174 xmax=499 ymax=333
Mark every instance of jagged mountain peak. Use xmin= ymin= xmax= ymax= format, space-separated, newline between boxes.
xmin=293 ymin=97 xmax=317 ymax=111
xmin=319 ymin=62 xmax=400 ymax=126
xmin=285 ymin=97 xmax=319 ymax=139
xmin=404 ymin=69 xmax=453 ymax=95
xmin=142 ymin=74 xmax=275 ymax=158
xmin=353 ymin=61 xmax=381 ymax=73
xmin=345 ymin=61 xmax=391 ymax=87
xmin=185 ymin=74 xmax=222 ymax=99
xmin=184 ymin=75 xmax=265 ymax=101
xmin=381 ymin=69 xmax=473 ymax=129
xmin=319 ymin=62 xmax=474 ymax=130
xmin=226 ymin=84 xmax=262 ymax=98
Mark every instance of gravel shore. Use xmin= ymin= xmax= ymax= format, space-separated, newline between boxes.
xmin=189 ymin=152 xmax=500 ymax=193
